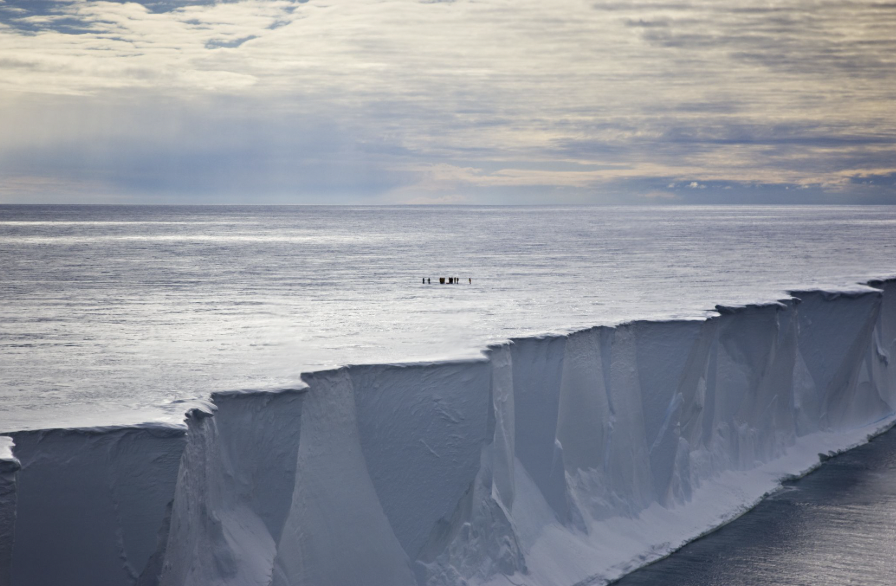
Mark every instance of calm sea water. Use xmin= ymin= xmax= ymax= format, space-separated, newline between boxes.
xmin=612 ymin=423 xmax=896 ymax=586
xmin=2 ymin=205 xmax=896 ymax=430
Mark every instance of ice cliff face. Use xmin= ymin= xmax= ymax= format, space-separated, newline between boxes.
xmin=4 ymin=426 xmax=184 ymax=586
xmin=0 ymin=438 xmax=19 ymax=586
xmin=2 ymin=279 xmax=896 ymax=586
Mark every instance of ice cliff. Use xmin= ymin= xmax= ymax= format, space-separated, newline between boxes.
xmin=2 ymin=279 xmax=896 ymax=586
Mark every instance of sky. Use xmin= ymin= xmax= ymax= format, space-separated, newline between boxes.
xmin=1 ymin=0 xmax=895 ymax=204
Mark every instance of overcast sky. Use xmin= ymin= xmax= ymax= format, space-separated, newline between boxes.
xmin=1 ymin=0 xmax=895 ymax=204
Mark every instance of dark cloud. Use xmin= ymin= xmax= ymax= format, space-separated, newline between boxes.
xmin=0 ymin=0 xmax=306 ymax=32
xmin=624 ymin=18 xmax=670 ymax=27
xmin=592 ymin=2 xmax=694 ymax=12
xmin=205 ymin=35 xmax=257 ymax=49
xmin=848 ymin=172 xmax=896 ymax=186
xmin=0 ymin=0 xmax=213 ymax=21
xmin=626 ymin=3 xmax=896 ymax=77
xmin=592 ymin=177 xmax=896 ymax=205
xmin=657 ymin=123 xmax=896 ymax=148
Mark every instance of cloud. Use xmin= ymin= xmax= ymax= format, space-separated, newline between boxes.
xmin=640 ymin=190 xmax=679 ymax=200
xmin=398 ymin=193 xmax=473 ymax=205
xmin=0 ymin=0 xmax=894 ymax=202
xmin=205 ymin=35 xmax=257 ymax=49
xmin=0 ymin=92 xmax=410 ymax=202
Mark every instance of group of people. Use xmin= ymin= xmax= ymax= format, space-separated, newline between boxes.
xmin=422 ymin=277 xmax=472 ymax=284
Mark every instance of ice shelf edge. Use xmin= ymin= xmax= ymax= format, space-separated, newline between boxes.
xmin=2 ymin=278 xmax=896 ymax=586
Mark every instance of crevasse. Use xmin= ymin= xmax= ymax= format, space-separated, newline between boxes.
xmin=2 ymin=279 xmax=896 ymax=586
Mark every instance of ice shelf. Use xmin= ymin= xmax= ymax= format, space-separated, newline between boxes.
xmin=2 ymin=279 xmax=896 ymax=586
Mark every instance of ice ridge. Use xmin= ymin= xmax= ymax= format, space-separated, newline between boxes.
xmin=2 ymin=279 xmax=896 ymax=586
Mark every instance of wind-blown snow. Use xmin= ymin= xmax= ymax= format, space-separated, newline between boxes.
xmin=2 ymin=279 xmax=896 ymax=586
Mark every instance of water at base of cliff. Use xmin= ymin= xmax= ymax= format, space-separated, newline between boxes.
xmin=614 ymin=424 xmax=896 ymax=586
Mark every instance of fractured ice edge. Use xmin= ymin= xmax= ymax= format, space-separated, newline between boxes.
xmin=2 ymin=279 xmax=896 ymax=586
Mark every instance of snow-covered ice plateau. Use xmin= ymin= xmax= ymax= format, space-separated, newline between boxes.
xmin=3 ymin=205 xmax=896 ymax=430
xmin=2 ymin=205 xmax=896 ymax=586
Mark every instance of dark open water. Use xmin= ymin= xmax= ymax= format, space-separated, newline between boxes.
xmin=613 ymin=425 xmax=896 ymax=586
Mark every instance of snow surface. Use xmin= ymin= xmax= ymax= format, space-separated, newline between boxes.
xmin=3 ymin=205 xmax=896 ymax=430
xmin=3 ymin=278 xmax=896 ymax=586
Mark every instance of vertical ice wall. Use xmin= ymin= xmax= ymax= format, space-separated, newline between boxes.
xmin=8 ymin=425 xmax=184 ymax=586
xmin=3 ymin=279 xmax=896 ymax=586
xmin=149 ymin=363 xmax=494 ymax=586
xmin=156 ymin=390 xmax=304 ymax=586
xmin=0 ymin=437 xmax=19 ymax=586
xmin=271 ymin=368 xmax=418 ymax=586
xmin=868 ymin=279 xmax=896 ymax=407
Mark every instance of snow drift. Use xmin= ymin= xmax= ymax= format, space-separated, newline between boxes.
xmin=2 ymin=279 xmax=896 ymax=586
